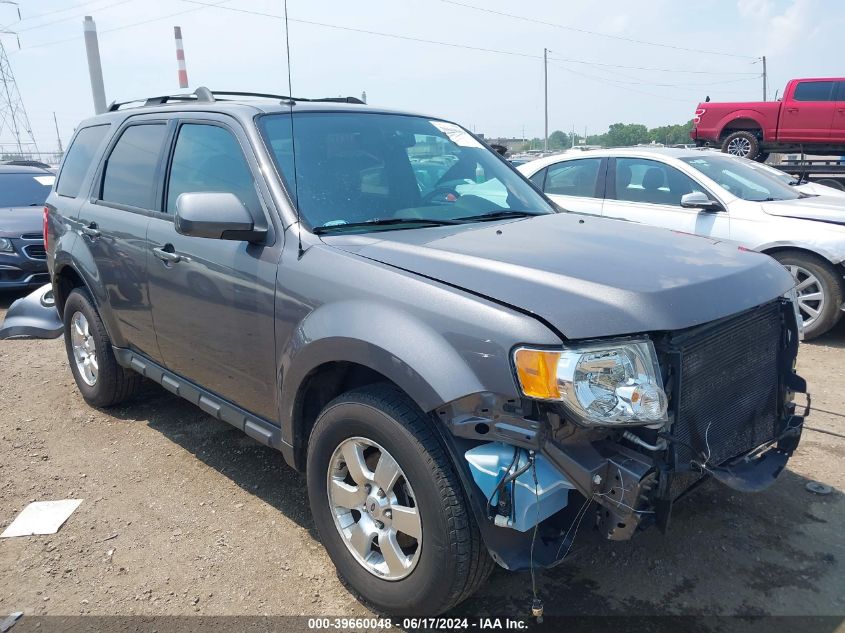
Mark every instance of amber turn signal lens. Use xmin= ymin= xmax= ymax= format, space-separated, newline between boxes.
xmin=513 ymin=349 xmax=561 ymax=399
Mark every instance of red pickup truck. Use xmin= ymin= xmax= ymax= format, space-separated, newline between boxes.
xmin=691 ymin=77 xmax=845 ymax=161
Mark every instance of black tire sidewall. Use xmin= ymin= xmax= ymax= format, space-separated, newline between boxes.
xmin=63 ymin=289 xmax=115 ymax=406
xmin=722 ymin=131 xmax=760 ymax=160
xmin=307 ymin=398 xmax=460 ymax=615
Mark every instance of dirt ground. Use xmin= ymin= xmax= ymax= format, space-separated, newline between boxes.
xmin=1 ymin=288 xmax=843 ymax=622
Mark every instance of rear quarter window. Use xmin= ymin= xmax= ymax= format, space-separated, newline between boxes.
xmin=56 ymin=124 xmax=110 ymax=197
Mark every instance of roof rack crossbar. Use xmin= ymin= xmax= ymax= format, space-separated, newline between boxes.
xmin=106 ymin=87 xmax=364 ymax=112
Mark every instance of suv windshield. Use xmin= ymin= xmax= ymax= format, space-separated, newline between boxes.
xmin=258 ymin=112 xmax=554 ymax=232
xmin=681 ymin=155 xmax=800 ymax=202
xmin=0 ymin=172 xmax=55 ymax=207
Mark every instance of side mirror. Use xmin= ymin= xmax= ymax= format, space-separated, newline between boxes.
xmin=680 ymin=191 xmax=723 ymax=212
xmin=175 ymin=192 xmax=266 ymax=242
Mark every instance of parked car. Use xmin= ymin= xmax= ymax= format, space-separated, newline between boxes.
xmin=691 ymin=77 xmax=845 ymax=161
xmin=749 ymin=159 xmax=845 ymax=198
xmin=0 ymin=165 xmax=55 ymax=290
xmin=43 ymin=89 xmax=805 ymax=615
xmin=518 ymin=148 xmax=845 ymax=338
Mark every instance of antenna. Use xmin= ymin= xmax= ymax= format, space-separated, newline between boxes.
xmin=283 ymin=0 xmax=303 ymax=258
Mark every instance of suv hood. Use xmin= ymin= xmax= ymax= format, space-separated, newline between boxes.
xmin=0 ymin=206 xmax=43 ymax=237
xmin=323 ymin=213 xmax=793 ymax=339
xmin=761 ymin=196 xmax=845 ymax=224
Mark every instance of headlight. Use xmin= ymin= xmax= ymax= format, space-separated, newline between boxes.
xmin=0 ymin=237 xmax=13 ymax=252
xmin=513 ymin=339 xmax=668 ymax=426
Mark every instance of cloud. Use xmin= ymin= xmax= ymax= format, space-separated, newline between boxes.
xmin=738 ymin=0 xmax=819 ymax=56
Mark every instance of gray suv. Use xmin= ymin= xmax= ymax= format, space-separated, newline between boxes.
xmin=45 ymin=88 xmax=807 ymax=615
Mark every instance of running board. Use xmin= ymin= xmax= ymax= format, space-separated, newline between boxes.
xmin=112 ymin=348 xmax=294 ymax=462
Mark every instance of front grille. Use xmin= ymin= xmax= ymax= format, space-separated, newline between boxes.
xmin=24 ymin=244 xmax=46 ymax=259
xmin=20 ymin=233 xmax=42 ymax=240
xmin=670 ymin=302 xmax=782 ymax=469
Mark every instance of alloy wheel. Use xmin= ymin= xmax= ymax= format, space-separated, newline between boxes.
xmin=786 ymin=264 xmax=825 ymax=330
xmin=726 ymin=136 xmax=752 ymax=157
xmin=70 ymin=311 xmax=98 ymax=386
xmin=327 ymin=437 xmax=422 ymax=580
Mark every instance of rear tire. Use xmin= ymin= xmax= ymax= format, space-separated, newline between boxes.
xmin=63 ymin=288 xmax=141 ymax=407
xmin=771 ymin=251 xmax=843 ymax=339
xmin=306 ymin=384 xmax=493 ymax=615
xmin=721 ymin=130 xmax=760 ymax=160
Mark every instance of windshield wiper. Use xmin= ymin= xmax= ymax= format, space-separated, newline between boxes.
xmin=454 ymin=210 xmax=544 ymax=222
xmin=313 ymin=217 xmax=463 ymax=234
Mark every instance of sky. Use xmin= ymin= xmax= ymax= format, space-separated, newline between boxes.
xmin=1 ymin=0 xmax=844 ymax=154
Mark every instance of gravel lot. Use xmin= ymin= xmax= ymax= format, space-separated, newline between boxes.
xmin=1 ymin=288 xmax=843 ymax=621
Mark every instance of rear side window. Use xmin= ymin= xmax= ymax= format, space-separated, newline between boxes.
xmin=101 ymin=124 xmax=168 ymax=210
xmin=837 ymin=82 xmax=845 ymax=101
xmin=544 ymin=158 xmax=602 ymax=198
xmin=56 ymin=124 xmax=110 ymax=197
xmin=793 ymin=81 xmax=835 ymax=102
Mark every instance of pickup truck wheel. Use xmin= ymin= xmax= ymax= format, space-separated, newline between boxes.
xmin=306 ymin=384 xmax=494 ymax=615
xmin=771 ymin=251 xmax=843 ymax=339
xmin=63 ymin=288 xmax=141 ymax=407
xmin=721 ymin=131 xmax=760 ymax=160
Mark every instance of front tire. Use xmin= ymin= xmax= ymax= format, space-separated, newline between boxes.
xmin=63 ymin=288 xmax=141 ymax=407
xmin=721 ymin=130 xmax=760 ymax=160
xmin=771 ymin=251 xmax=843 ymax=339
xmin=306 ymin=384 xmax=493 ymax=615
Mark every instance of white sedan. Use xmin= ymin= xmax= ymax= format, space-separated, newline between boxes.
xmin=518 ymin=148 xmax=845 ymax=338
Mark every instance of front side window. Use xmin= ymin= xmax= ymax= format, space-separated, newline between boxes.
xmin=544 ymin=158 xmax=602 ymax=198
xmin=0 ymin=172 xmax=55 ymax=207
xmin=101 ymin=124 xmax=167 ymax=210
xmin=166 ymin=124 xmax=260 ymax=214
xmin=614 ymin=157 xmax=705 ymax=206
xmin=56 ymin=124 xmax=110 ymax=198
xmin=258 ymin=112 xmax=554 ymax=232
xmin=682 ymin=155 xmax=800 ymax=202
xmin=793 ymin=81 xmax=835 ymax=102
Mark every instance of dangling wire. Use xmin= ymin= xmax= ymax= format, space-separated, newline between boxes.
xmin=528 ymin=451 xmax=543 ymax=621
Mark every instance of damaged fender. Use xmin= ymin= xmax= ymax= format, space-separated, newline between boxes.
xmin=0 ymin=284 xmax=63 ymax=340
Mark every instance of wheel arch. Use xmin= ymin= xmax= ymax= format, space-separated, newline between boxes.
xmin=760 ymin=243 xmax=843 ymax=267
xmin=279 ymin=301 xmax=497 ymax=471
xmin=718 ymin=113 xmax=765 ymax=140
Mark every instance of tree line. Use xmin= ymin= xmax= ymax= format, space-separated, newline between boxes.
xmin=519 ymin=120 xmax=695 ymax=151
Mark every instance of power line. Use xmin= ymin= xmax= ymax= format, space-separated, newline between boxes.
xmin=13 ymin=0 xmax=230 ymax=52
xmin=550 ymin=64 xmax=691 ymax=104
xmin=553 ymin=61 xmax=760 ymax=89
xmin=437 ymin=0 xmax=759 ymax=60
xmin=15 ymin=0 xmax=125 ymax=22
xmin=16 ymin=0 xmax=134 ymax=33
xmin=546 ymin=55 xmax=760 ymax=76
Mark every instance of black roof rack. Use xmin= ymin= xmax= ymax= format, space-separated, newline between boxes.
xmin=107 ymin=86 xmax=365 ymax=112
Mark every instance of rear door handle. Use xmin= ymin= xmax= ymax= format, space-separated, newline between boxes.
xmin=152 ymin=245 xmax=187 ymax=264
xmin=81 ymin=223 xmax=100 ymax=238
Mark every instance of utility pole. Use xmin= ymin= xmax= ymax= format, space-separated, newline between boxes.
xmin=53 ymin=112 xmax=62 ymax=154
xmin=83 ymin=16 xmax=107 ymax=114
xmin=0 ymin=4 xmax=39 ymax=158
xmin=761 ymin=55 xmax=767 ymax=101
xmin=543 ymin=48 xmax=549 ymax=152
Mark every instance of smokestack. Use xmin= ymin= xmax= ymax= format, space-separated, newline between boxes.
xmin=174 ymin=26 xmax=188 ymax=89
xmin=83 ymin=16 xmax=107 ymax=114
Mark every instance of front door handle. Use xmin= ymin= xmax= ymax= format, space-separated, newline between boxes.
xmin=81 ymin=223 xmax=100 ymax=238
xmin=152 ymin=245 xmax=186 ymax=264
xmin=786 ymin=107 xmax=799 ymax=113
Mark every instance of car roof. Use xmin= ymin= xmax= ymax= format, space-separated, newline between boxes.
xmin=518 ymin=146 xmax=719 ymax=173
xmin=73 ymin=97 xmax=436 ymax=130
xmin=0 ymin=164 xmax=54 ymax=174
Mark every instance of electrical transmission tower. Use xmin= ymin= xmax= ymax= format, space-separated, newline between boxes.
xmin=0 ymin=2 xmax=39 ymax=158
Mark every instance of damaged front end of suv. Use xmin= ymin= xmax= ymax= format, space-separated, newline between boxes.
xmin=439 ymin=296 xmax=806 ymax=570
